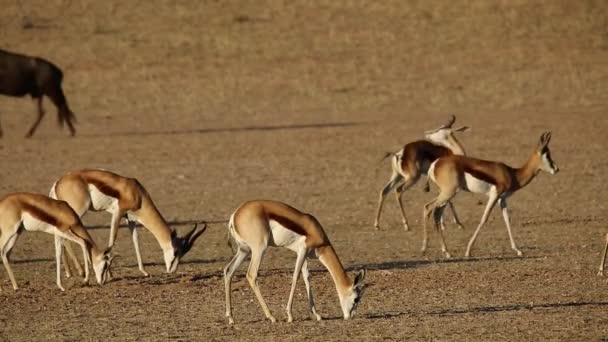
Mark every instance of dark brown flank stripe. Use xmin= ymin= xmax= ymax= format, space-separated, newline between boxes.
xmin=21 ymin=202 xmax=59 ymax=227
xmin=462 ymin=165 xmax=499 ymax=186
xmin=85 ymin=178 xmax=121 ymax=200
xmin=267 ymin=213 xmax=308 ymax=237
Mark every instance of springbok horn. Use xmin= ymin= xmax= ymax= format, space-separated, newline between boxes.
xmin=183 ymin=222 xmax=207 ymax=244
xmin=443 ymin=114 xmax=456 ymax=128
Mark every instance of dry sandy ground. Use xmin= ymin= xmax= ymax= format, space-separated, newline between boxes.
xmin=1 ymin=1 xmax=608 ymax=341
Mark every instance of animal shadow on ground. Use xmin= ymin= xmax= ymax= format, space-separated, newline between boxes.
xmin=366 ymin=300 xmax=608 ymax=320
xmin=72 ymin=121 xmax=367 ymax=139
xmin=352 ymin=254 xmax=542 ymax=272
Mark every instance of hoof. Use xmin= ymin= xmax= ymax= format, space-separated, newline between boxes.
xmin=314 ymin=313 xmax=322 ymax=321
xmin=268 ymin=316 xmax=277 ymax=323
xmin=598 ymin=270 xmax=604 ymax=277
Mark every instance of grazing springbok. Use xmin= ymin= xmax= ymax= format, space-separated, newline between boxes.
xmin=423 ymin=132 xmax=559 ymax=258
xmin=50 ymin=169 xmax=206 ymax=277
xmin=0 ymin=48 xmax=76 ymax=138
xmin=598 ymin=233 xmax=608 ymax=276
xmin=0 ymin=192 xmax=112 ymax=291
xmin=224 ymin=200 xmax=366 ymax=324
xmin=374 ymin=114 xmax=470 ymax=231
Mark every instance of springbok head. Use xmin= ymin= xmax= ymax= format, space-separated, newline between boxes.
xmin=424 ymin=114 xmax=470 ymax=147
xmin=164 ymin=222 xmax=207 ymax=273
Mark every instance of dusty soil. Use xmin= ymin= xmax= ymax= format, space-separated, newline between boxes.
xmin=1 ymin=0 xmax=608 ymax=340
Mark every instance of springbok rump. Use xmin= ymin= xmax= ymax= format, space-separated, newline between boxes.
xmin=0 ymin=48 xmax=76 ymax=138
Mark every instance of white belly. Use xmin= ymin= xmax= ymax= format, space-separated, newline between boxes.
xmin=268 ymin=219 xmax=306 ymax=252
xmin=22 ymin=213 xmax=54 ymax=233
xmin=88 ymin=184 xmax=119 ymax=212
xmin=463 ymin=172 xmax=494 ymax=194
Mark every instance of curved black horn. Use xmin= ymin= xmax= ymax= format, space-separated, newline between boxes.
xmin=444 ymin=114 xmax=456 ymax=128
xmin=184 ymin=222 xmax=207 ymax=246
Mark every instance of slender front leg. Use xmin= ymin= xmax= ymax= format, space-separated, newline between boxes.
xmin=108 ymin=210 xmax=123 ymax=248
xmin=128 ymin=219 xmax=149 ymax=277
xmin=54 ymin=236 xmax=66 ymax=291
xmin=286 ymin=248 xmax=308 ymax=322
xmin=61 ymin=252 xmax=73 ymax=278
xmin=301 ymin=259 xmax=322 ymax=321
xmin=598 ymin=233 xmax=608 ymax=276
xmin=64 ymin=242 xmax=85 ymax=277
xmin=224 ymin=248 xmax=249 ymax=324
xmin=246 ymin=248 xmax=276 ymax=322
xmin=75 ymin=238 xmax=91 ymax=285
xmin=465 ymin=192 xmax=499 ymax=257
xmin=499 ymin=198 xmax=522 ymax=256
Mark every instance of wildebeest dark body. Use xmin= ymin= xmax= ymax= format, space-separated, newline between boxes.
xmin=0 ymin=48 xmax=76 ymax=137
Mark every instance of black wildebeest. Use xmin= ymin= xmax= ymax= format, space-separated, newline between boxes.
xmin=0 ymin=48 xmax=76 ymax=138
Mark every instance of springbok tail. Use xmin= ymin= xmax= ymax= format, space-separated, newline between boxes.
xmin=225 ymin=213 xmax=237 ymax=251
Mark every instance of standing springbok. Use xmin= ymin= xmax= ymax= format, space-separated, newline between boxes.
xmin=0 ymin=48 xmax=76 ymax=138
xmin=224 ymin=200 xmax=366 ymax=324
xmin=423 ymin=132 xmax=559 ymax=258
xmin=0 ymin=192 xmax=112 ymax=291
xmin=374 ymin=114 xmax=470 ymax=231
xmin=50 ymin=169 xmax=206 ymax=277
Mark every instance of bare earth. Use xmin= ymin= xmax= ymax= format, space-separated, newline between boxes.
xmin=1 ymin=1 xmax=608 ymax=341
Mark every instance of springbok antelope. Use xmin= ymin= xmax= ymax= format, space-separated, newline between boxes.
xmin=224 ymin=200 xmax=366 ymax=324
xmin=374 ymin=114 xmax=470 ymax=231
xmin=0 ymin=48 xmax=76 ymax=138
xmin=49 ymin=169 xmax=206 ymax=277
xmin=0 ymin=192 xmax=112 ymax=291
xmin=423 ymin=132 xmax=558 ymax=258
xmin=598 ymin=233 xmax=608 ymax=276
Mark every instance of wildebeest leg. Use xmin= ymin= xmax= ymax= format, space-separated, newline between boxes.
xmin=25 ymin=97 xmax=45 ymax=138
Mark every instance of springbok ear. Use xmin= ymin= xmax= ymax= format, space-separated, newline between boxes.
xmin=444 ymin=114 xmax=456 ymax=128
xmin=103 ymin=247 xmax=112 ymax=257
xmin=537 ymin=131 xmax=552 ymax=150
xmin=454 ymin=126 xmax=470 ymax=132
xmin=354 ymin=269 xmax=366 ymax=286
